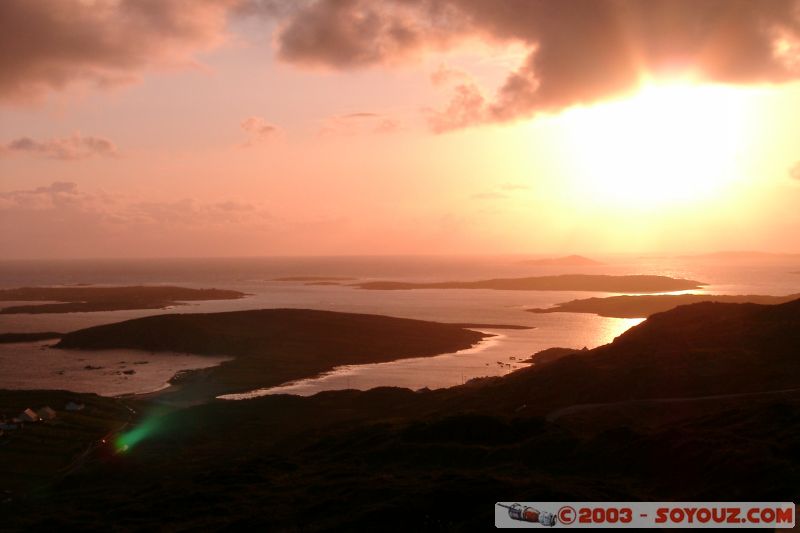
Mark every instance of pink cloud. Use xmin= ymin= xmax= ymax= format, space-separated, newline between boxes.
xmin=274 ymin=0 xmax=800 ymax=130
xmin=317 ymin=111 xmax=401 ymax=136
xmin=241 ymin=116 xmax=280 ymax=145
xmin=0 ymin=0 xmax=237 ymax=103
xmin=2 ymin=133 xmax=118 ymax=160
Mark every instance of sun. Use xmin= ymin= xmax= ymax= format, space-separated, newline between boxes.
xmin=560 ymin=81 xmax=751 ymax=210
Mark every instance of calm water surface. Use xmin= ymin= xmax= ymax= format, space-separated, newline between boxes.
xmin=0 ymin=255 xmax=796 ymax=396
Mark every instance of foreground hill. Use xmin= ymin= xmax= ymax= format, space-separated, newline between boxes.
xmin=8 ymin=299 xmax=800 ymax=530
xmin=0 ymin=285 xmax=246 ymax=314
xmin=56 ymin=309 xmax=487 ymax=400
xmin=457 ymin=298 xmax=800 ymax=413
xmin=529 ymin=292 xmax=800 ymax=318
xmin=356 ymin=274 xmax=704 ymax=292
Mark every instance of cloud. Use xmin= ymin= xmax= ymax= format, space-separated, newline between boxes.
xmin=426 ymin=82 xmax=485 ymax=133
xmin=471 ymin=191 xmax=507 ymax=200
xmin=275 ymin=0 xmax=465 ymax=68
xmin=0 ymin=181 xmax=281 ymax=258
xmin=7 ymin=0 xmax=800 ymax=130
xmin=318 ymin=111 xmax=401 ymax=136
xmin=471 ymin=182 xmax=530 ymax=199
xmin=274 ymin=0 xmax=800 ymax=129
xmin=1 ymin=133 xmax=118 ymax=160
xmin=500 ymin=183 xmax=529 ymax=191
xmin=791 ymin=161 xmax=800 ymax=180
xmin=430 ymin=64 xmax=470 ymax=86
xmin=0 ymin=181 xmax=81 ymax=210
xmin=0 ymin=181 xmax=272 ymax=229
xmin=241 ymin=116 xmax=279 ymax=145
xmin=0 ymin=0 xmax=236 ymax=102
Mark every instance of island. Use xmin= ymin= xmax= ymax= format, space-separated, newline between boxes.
xmin=55 ymin=309 xmax=487 ymax=401
xmin=529 ymin=293 xmax=800 ymax=318
xmin=0 ymin=285 xmax=247 ymax=314
xmin=355 ymin=274 xmax=704 ymax=292
xmin=519 ymin=254 xmax=603 ymax=266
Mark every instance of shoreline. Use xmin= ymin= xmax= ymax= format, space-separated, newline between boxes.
xmin=218 ymin=329 xmax=504 ymax=400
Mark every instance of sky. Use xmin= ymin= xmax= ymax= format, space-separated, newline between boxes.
xmin=1 ymin=0 xmax=800 ymax=259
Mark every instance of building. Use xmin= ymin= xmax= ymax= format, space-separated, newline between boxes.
xmin=65 ymin=401 xmax=85 ymax=411
xmin=19 ymin=408 xmax=39 ymax=423
xmin=38 ymin=406 xmax=57 ymax=420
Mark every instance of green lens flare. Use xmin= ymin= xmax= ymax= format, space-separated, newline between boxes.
xmin=114 ymin=412 xmax=166 ymax=453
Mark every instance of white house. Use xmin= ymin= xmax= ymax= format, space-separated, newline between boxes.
xmin=38 ymin=406 xmax=57 ymax=420
xmin=19 ymin=408 xmax=39 ymax=423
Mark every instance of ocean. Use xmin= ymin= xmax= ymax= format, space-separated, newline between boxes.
xmin=0 ymin=255 xmax=797 ymax=397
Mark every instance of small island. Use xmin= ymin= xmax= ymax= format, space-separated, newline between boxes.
xmin=355 ymin=274 xmax=704 ymax=293
xmin=529 ymin=293 xmax=800 ymax=318
xmin=56 ymin=308 xmax=488 ymax=401
xmin=0 ymin=285 xmax=247 ymax=314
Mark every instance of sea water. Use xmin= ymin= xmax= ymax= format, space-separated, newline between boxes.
xmin=0 ymin=255 xmax=797 ymax=396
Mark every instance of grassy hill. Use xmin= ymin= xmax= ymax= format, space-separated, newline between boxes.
xmin=6 ymin=299 xmax=800 ymax=530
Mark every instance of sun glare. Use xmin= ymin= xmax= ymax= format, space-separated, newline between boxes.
xmin=561 ymin=82 xmax=752 ymax=210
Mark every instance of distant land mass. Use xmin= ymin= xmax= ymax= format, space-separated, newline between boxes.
xmin=56 ymin=309 xmax=487 ymax=400
xmin=0 ymin=332 xmax=64 ymax=343
xmin=447 ymin=323 xmax=533 ymax=330
xmin=273 ymin=276 xmax=356 ymax=282
xmin=356 ymin=274 xmax=704 ymax=293
xmin=0 ymin=286 xmax=247 ymax=314
xmin=11 ymin=298 xmax=800 ymax=529
xmin=530 ymin=293 xmax=800 ymax=318
xmin=679 ymin=250 xmax=800 ymax=260
xmin=520 ymin=254 xmax=603 ymax=266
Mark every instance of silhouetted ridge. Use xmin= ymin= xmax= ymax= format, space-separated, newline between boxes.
xmin=451 ymin=297 xmax=800 ymax=411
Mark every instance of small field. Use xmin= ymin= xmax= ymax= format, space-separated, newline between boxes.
xmin=0 ymin=390 xmax=133 ymax=495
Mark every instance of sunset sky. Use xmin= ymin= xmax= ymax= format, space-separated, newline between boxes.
xmin=1 ymin=0 xmax=800 ymax=259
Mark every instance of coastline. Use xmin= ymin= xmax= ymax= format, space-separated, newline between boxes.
xmin=217 ymin=328 xmax=503 ymax=400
